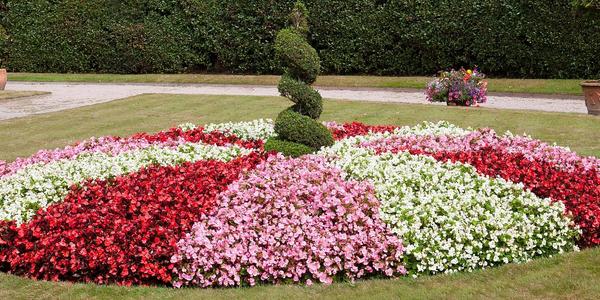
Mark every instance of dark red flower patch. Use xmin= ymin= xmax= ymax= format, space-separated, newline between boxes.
xmin=130 ymin=126 xmax=263 ymax=149
xmin=0 ymin=153 xmax=268 ymax=286
xmin=330 ymin=122 xmax=396 ymax=140
xmin=432 ymin=149 xmax=599 ymax=247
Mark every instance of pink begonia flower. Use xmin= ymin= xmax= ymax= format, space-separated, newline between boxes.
xmin=172 ymin=155 xmax=405 ymax=288
xmin=0 ymin=136 xmax=181 ymax=177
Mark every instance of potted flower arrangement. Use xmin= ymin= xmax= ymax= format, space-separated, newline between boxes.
xmin=581 ymin=81 xmax=600 ymax=116
xmin=426 ymin=68 xmax=488 ymax=106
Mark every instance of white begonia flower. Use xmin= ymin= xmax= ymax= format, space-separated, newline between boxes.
xmin=177 ymin=122 xmax=198 ymax=131
xmin=319 ymin=140 xmax=578 ymax=275
xmin=202 ymin=119 xmax=276 ymax=141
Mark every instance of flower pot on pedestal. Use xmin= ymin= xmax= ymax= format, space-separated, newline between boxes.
xmin=581 ymin=80 xmax=600 ymax=116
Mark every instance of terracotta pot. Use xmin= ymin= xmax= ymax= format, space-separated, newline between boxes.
xmin=581 ymin=80 xmax=600 ymax=116
xmin=0 ymin=69 xmax=6 ymax=91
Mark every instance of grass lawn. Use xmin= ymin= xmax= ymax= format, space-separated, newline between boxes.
xmin=0 ymin=90 xmax=50 ymax=101
xmin=7 ymin=73 xmax=586 ymax=96
xmin=0 ymin=94 xmax=598 ymax=162
xmin=0 ymin=94 xmax=599 ymax=299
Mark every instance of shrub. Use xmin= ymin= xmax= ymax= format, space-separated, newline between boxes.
xmin=274 ymin=108 xmax=334 ymax=150
xmin=274 ymin=28 xmax=320 ymax=84
xmin=2 ymin=0 xmax=207 ymax=73
xmin=278 ymin=74 xmax=322 ymax=119
xmin=0 ymin=26 xmax=6 ymax=68
xmin=264 ymin=137 xmax=313 ymax=157
xmin=270 ymin=1 xmax=333 ymax=155
xmin=572 ymin=0 xmax=600 ymax=8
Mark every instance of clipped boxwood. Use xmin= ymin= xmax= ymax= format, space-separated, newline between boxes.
xmin=274 ymin=28 xmax=320 ymax=84
xmin=264 ymin=137 xmax=314 ymax=157
xmin=278 ymin=74 xmax=323 ymax=119
xmin=274 ymin=108 xmax=334 ymax=150
xmin=271 ymin=2 xmax=333 ymax=155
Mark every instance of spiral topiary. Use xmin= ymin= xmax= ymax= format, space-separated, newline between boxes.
xmin=265 ymin=1 xmax=334 ymax=157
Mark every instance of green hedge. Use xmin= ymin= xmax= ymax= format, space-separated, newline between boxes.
xmin=1 ymin=0 xmax=599 ymax=78
xmin=2 ymin=1 xmax=207 ymax=73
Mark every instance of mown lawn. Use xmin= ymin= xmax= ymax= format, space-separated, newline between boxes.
xmin=0 ymin=94 xmax=598 ymax=162
xmin=7 ymin=73 xmax=586 ymax=95
xmin=0 ymin=94 xmax=599 ymax=299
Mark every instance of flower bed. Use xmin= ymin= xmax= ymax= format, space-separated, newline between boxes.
xmin=0 ymin=142 xmax=254 ymax=224
xmin=353 ymin=130 xmax=600 ymax=246
xmin=0 ymin=119 xmax=597 ymax=288
xmin=320 ymin=142 xmax=578 ymax=274
xmin=0 ymin=153 xmax=266 ymax=285
xmin=172 ymin=155 xmax=405 ymax=287
xmin=0 ymin=126 xmax=262 ymax=178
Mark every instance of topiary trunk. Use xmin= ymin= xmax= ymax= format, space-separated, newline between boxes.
xmin=265 ymin=1 xmax=334 ymax=157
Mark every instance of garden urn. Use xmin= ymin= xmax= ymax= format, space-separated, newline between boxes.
xmin=581 ymin=80 xmax=600 ymax=115
xmin=0 ymin=68 xmax=6 ymax=90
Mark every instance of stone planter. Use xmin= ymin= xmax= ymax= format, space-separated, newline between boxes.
xmin=581 ymin=80 xmax=600 ymax=116
xmin=0 ymin=69 xmax=6 ymax=91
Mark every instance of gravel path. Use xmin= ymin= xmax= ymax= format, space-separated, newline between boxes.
xmin=1 ymin=81 xmax=587 ymax=121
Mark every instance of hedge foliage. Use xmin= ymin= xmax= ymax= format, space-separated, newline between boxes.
xmin=0 ymin=1 xmax=6 ymax=66
xmin=1 ymin=0 xmax=599 ymax=78
xmin=572 ymin=0 xmax=600 ymax=9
